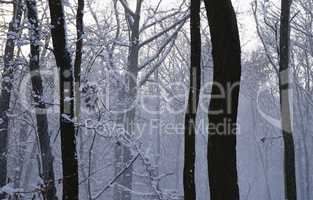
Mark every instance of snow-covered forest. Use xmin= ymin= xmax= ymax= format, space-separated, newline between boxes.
xmin=0 ymin=0 xmax=312 ymax=199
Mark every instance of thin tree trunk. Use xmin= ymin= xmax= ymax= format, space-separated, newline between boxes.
xmin=0 ymin=1 xmax=23 ymax=198
xmin=22 ymin=142 xmax=37 ymax=190
xmin=279 ymin=0 xmax=297 ymax=199
xmin=114 ymin=1 xmax=142 ymax=199
xmin=47 ymin=0 xmax=78 ymax=199
xmin=203 ymin=0 xmax=241 ymax=199
xmin=74 ymin=0 xmax=84 ymax=120
xmin=183 ymin=0 xmax=201 ymax=199
xmin=113 ymin=113 xmax=125 ymax=200
xmin=74 ymin=1 xmax=84 ymax=197
xmin=14 ymin=124 xmax=29 ymax=188
xmin=154 ymin=70 xmax=161 ymax=177
xmin=250 ymin=100 xmax=272 ymax=200
xmin=26 ymin=0 xmax=58 ymax=199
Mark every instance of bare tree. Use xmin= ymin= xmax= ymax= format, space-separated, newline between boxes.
xmin=204 ymin=0 xmax=241 ymax=199
xmin=112 ymin=1 xmax=187 ymax=199
xmin=0 ymin=0 xmax=22 ymax=197
xmin=279 ymin=0 xmax=297 ymax=199
xmin=74 ymin=0 xmax=84 ymax=120
xmin=26 ymin=0 xmax=58 ymax=199
xmin=183 ymin=0 xmax=201 ymax=199
xmin=47 ymin=0 xmax=78 ymax=199
xmin=113 ymin=1 xmax=144 ymax=198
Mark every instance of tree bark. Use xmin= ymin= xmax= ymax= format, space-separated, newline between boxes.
xmin=26 ymin=0 xmax=58 ymax=199
xmin=203 ymin=0 xmax=241 ymax=199
xmin=0 ymin=1 xmax=22 ymax=198
xmin=183 ymin=0 xmax=201 ymax=199
xmin=47 ymin=0 xmax=78 ymax=199
xmin=279 ymin=0 xmax=297 ymax=199
xmin=74 ymin=0 xmax=84 ymax=120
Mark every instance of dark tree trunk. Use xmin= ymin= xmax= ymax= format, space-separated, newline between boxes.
xmin=203 ymin=0 xmax=241 ymax=199
xmin=0 ymin=1 xmax=22 ymax=198
xmin=183 ymin=0 xmax=201 ymax=199
xmin=74 ymin=0 xmax=84 ymax=120
xmin=26 ymin=0 xmax=58 ymax=199
xmin=279 ymin=0 xmax=297 ymax=199
xmin=47 ymin=0 xmax=78 ymax=199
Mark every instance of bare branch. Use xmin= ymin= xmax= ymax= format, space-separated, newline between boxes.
xmin=139 ymin=14 xmax=189 ymax=48
xmin=252 ymin=1 xmax=279 ymax=74
xmin=118 ymin=0 xmax=136 ymax=17
xmin=92 ymin=153 xmax=140 ymax=200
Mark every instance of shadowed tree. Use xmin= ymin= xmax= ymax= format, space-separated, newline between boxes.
xmin=252 ymin=0 xmax=298 ymax=198
xmin=204 ymin=0 xmax=241 ymax=199
xmin=26 ymin=0 xmax=58 ymax=199
xmin=74 ymin=0 xmax=84 ymax=120
xmin=279 ymin=0 xmax=297 ymax=199
xmin=47 ymin=0 xmax=78 ymax=199
xmin=0 ymin=0 xmax=22 ymax=198
xmin=183 ymin=0 xmax=201 ymax=199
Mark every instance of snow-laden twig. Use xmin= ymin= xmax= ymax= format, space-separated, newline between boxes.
xmin=92 ymin=153 xmax=140 ymax=200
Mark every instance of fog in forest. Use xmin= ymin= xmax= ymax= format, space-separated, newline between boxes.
xmin=0 ymin=0 xmax=311 ymax=200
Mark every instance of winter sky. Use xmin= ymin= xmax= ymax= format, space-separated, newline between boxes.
xmin=0 ymin=0 xmax=258 ymax=53
xmin=98 ymin=0 xmax=258 ymax=52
